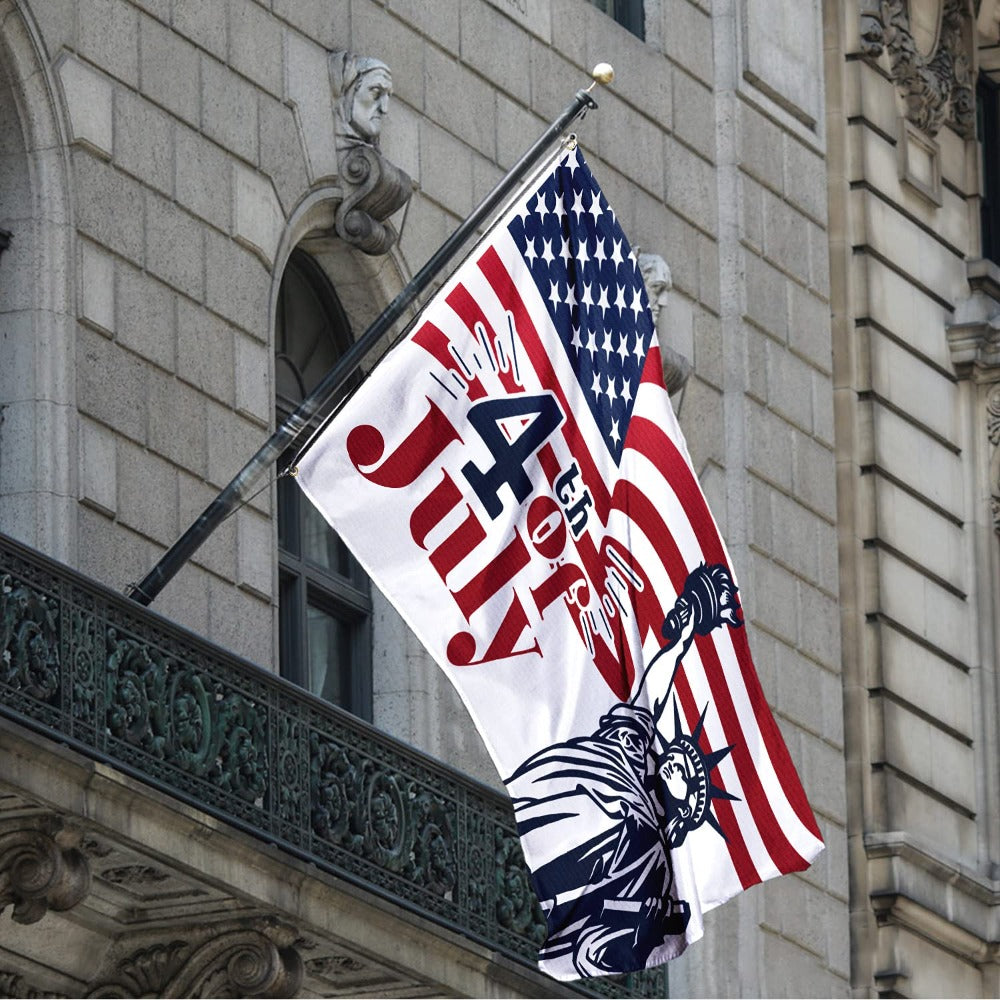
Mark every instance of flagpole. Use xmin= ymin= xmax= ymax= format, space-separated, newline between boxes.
xmin=127 ymin=64 xmax=614 ymax=607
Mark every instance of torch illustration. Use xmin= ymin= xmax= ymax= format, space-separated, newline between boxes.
xmin=631 ymin=563 xmax=743 ymax=709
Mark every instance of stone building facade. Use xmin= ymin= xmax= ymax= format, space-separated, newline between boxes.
xmin=0 ymin=0 xmax=995 ymax=996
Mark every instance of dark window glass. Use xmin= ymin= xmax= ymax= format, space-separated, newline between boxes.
xmin=587 ymin=0 xmax=644 ymax=40
xmin=276 ymin=249 xmax=372 ymax=719
xmin=978 ymin=74 xmax=1000 ymax=267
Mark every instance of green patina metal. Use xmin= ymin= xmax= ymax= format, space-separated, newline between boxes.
xmin=0 ymin=532 xmax=666 ymax=998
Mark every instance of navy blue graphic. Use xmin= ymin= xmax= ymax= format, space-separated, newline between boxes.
xmin=507 ymin=149 xmax=654 ymax=465
xmin=505 ymin=564 xmax=743 ymax=977
xmin=462 ymin=392 xmax=564 ymax=519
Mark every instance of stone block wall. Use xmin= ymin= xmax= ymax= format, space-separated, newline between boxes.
xmin=664 ymin=2 xmax=849 ymax=995
xmin=0 ymin=1 xmax=849 ymax=994
xmin=827 ymin=1 xmax=1000 ymax=995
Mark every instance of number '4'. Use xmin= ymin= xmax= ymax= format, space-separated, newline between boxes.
xmin=461 ymin=393 xmax=564 ymax=519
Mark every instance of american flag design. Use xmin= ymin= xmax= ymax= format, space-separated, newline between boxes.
xmin=296 ymin=145 xmax=824 ymax=980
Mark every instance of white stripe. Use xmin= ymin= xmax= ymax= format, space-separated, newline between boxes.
xmin=622 ymin=515 xmax=779 ymax=887
xmin=624 ymin=451 xmax=823 ymax=867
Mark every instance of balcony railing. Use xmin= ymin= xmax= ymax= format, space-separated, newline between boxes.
xmin=0 ymin=531 xmax=667 ymax=998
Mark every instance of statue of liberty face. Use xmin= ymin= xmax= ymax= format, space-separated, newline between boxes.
xmin=660 ymin=748 xmax=692 ymax=804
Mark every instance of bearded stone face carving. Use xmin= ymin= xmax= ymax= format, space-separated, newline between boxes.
xmin=328 ymin=51 xmax=415 ymax=256
xmin=330 ymin=52 xmax=394 ymax=149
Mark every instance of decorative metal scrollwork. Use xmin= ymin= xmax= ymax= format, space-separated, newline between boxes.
xmin=104 ymin=631 xmax=268 ymax=804
xmin=861 ymin=0 xmax=974 ymax=138
xmin=1 ymin=574 xmax=60 ymax=703
xmin=494 ymin=827 xmax=546 ymax=944
xmin=0 ymin=532 xmax=665 ymax=997
xmin=308 ymin=734 xmax=459 ymax=901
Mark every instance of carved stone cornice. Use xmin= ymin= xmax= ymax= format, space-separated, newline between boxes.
xmin=0 ymin=969 xmax=67 ymax=999
xmin=860 ymin=0 xmax=975 ymax=138
xmin=0 ymin=819 xmax=90 ymax=925
xmin=87 ymin=920 xmax=304 ymax=999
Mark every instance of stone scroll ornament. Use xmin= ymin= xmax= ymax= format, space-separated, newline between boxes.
xmin=0 ymin=820 xmax=91 ymax=926
xmin=860 ymin=0 xmax=975 ymax=138
xmin=86 ymin=921 xmax=304 ymax=999
xmin=989 ymin=385 xmax=1000 ymax=535
xmin=329 ymin=51 xmax=415 ymax=256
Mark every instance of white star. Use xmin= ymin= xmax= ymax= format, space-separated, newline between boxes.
xmin=565 ymin=148 xmax=580 ymax=174
xmin=616 ymin=333 xmax=629 ymax=362
xmin=586 ymin=327 xmax=599 ymax=360
xmin=591 ymin=371 xmax=602 ymax=399
xmin=601 ymin=330 xmax=614 ymax=359
xmin=580 ymin=280 xmax=594 ymax=309
xmin=559 ymin=235 xmax=572 ymax=264
xmin=570 ymin=325 xmax=583 ymax=351
xmin=588 ymin=190 xmax=603 ymax=225
xmin=565 ymin=281 xmax=578 ymax=309
xmin=524 ymin=238 xmax=538 ymax=266
xmin=552 ymin=190 xmax=566 ymax=221
xmin=576 ymin=239 xmax=590 ymax=267
xmin=608 ymin=377 xmax=619 ymax=404
xmin=549 ymin=280 xmax=562 ymax=307
xmin=537 ymin=192 xmax=552 ymax=222
xmin=611 ymin=239 xmax=624 ymax=266
xmin=632 ymin=330 xmax=646 ymax=364
xmin=629 ymin=285 xmax=644 ymax=320
xmin=622 ymin=378 xmax=634 ymax=404
xmin=596 ymin=284 xmax=610 ymax=314
xmin=610 ymin=418 xmax=621 ymax=446
xmin=571 ymin=189 xmax=586 ymax=221
xmin=614 ymin=283 xmax=628 ymax=313
xmin=541 ymin=238 xmax=555 ymax=265
xmin=593 ymin=238 xmax=607 ymax=265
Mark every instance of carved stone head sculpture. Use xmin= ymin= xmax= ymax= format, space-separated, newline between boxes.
xmin=329 ymin=51 xmax=394 ymax=148
xmin=328 ymin=51 xmax=414 ymax=256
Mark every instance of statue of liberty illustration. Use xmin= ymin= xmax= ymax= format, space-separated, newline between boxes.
xmin=505 ymin=562 xmax=744 ymax=977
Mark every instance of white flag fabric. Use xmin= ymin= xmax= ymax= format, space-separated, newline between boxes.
xmin=296 ymin=145 xmax=824 ymax=980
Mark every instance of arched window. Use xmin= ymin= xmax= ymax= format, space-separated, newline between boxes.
xmin=275 ymin=249 xmax=372 ymax=719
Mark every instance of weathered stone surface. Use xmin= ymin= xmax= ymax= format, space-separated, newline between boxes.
xmin=57 ymin=55 xmax=113 ymax=157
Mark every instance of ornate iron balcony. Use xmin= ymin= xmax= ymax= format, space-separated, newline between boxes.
xmin=0 ymin=531 xmax=667 ymax=998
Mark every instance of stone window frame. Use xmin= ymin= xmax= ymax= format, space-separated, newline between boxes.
xmin=586 ymin=0 xmax=646 ymax=40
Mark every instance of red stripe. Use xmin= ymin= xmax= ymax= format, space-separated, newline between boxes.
xmin=478 ymin=239 xmax=819 ymax=869
xmin=446 ymin=283 xmax=523 ymax=396
xmin=626 ymin=413 xmax=821 ymax=857
xmin=619 ymin=486 xmax=760 ymax=887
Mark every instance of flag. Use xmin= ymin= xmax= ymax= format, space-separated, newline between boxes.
xmin=296 ymin=143 xmax=824 ymax=980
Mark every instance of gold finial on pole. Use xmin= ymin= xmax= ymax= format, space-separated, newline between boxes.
xmin=588 ymin=63 xmax=615 ymax=90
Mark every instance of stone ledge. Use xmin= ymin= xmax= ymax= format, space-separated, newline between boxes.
xmin=865 ymin=830 xmax=1000 ymax=955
